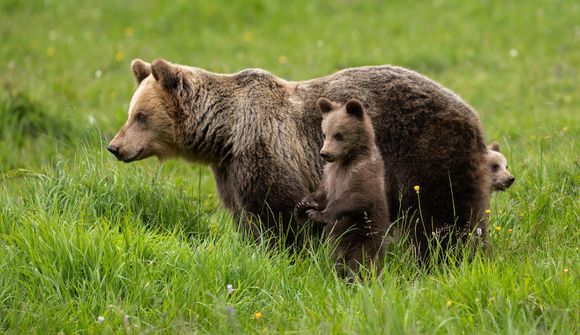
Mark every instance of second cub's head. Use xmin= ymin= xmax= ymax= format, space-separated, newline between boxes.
xmin=317 ymin=98 xmax=374 ymax=163
xmin=487 ymin=141 xmax=515 ymax=192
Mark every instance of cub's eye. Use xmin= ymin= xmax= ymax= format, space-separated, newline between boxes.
xmin=334 ymin=133 xmax=344 ymax=141
xmin=135 ymin=112 xmax=147 ymax=123
xmin=322 ymin=133 xmax=326 ymax=140
xmin=491 ymin=164 xmax=499 ymax=172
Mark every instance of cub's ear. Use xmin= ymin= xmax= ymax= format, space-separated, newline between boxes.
xmin=317 ymin=97 xmax=336 ymax=114
xmin=131 ymin=59 xmax=151 ymax=84
xmin=345 ymin=99 xmax=364 ymax=119
xmin=151 ymin=59 xmax=179 ymax=90
xmin=488 ymin=141 xmax=500 ymax=152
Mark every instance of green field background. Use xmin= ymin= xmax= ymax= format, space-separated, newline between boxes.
xmin=0 ymin=0 xmax=578 ymax=334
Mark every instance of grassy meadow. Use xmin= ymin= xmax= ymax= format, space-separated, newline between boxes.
xmin=0 ymin=0 xmax=578 ymax=333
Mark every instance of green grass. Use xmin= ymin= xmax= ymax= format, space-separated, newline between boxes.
xmin=0 ymin=0 xmax=578 ymax=333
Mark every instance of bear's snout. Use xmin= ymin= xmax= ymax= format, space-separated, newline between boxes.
xmin=320 ymin=150 xmax=333 ymax=162
xmin=107 ymin=144 xmax=121 ymax=159
xmin=507 ymin=175 xmax=515 ymax=186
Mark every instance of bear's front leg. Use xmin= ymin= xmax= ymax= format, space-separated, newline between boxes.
xmin=322 ymin=195 xmax=371 ymax=221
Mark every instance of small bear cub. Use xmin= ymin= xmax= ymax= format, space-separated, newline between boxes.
xmin=295 ymin=98 xmax=390 ymax=279
xmin=487 ymin=141 xmax=515 ymax=192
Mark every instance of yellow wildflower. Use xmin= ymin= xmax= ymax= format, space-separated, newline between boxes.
xmin=125 ymin=27 xmax=134 ymax=37
xmin=495 ymin=226 xmax=501 ymax=232
xmin=485 ymin=209 xmax=491 ymax=215
xmin=115 ymin=51 xmax=124 ymax=62
xmin=253 ymin=311 xmax=263 ymax=320
xmin=243 ymin=32 xmax=253 ymax=42
xmin=507 ymin=228 xmax=513 ymax=234
xmin=414 ymin=185 xmax=420 ymax=193
xmin=563 ymin=268 xmax=569 ymax=273
xmin=446 ymin=300 xmax=453 ymax=308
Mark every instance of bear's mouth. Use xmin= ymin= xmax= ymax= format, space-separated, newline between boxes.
xmin=495 ymin=184 xmax=507 ymax=191
xmin=322 ymin=155 xmax=337 ymax=163
xmin=493 ymin=181 xmax=513 ymax=191
xmin=123 ymin=148 xmax=144 ymax=163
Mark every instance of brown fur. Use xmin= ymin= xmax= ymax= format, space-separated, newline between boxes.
xmin=487 ymin=141 xmax=515 ymax=192
xmin=109 ymin=59 xmax=491 ymax=258
xmin=295 ymin=98 xmax=392 ymax=279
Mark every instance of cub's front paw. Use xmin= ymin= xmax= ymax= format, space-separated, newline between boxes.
xmin=294 ymin=201 xmax=310 ymax=214
xmin=295 ymin=201 xmax=319 ymax=216
xmin=306 ymin=209 xmax=325 ymax=223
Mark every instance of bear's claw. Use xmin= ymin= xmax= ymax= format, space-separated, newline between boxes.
xmin=295 ymin=201 xmax=310 ymax=213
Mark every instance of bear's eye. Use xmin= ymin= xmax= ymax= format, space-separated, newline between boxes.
xmin=334 ymin=133 xmax=344 ymax=141
xmin=505 ymin=165 xmax=508 ymax=170
xmin=491 ymin=164 xmax=499 ymax=172
xmin=135 ymin=112 xmax=147 ymax=123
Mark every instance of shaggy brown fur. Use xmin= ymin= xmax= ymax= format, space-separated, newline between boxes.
xmin=487 ymin=141 xmax=515 ymax=192
xmin=109 ymin=59 xmax=491 ymax=258
xmin=295 ymin=98 xmax=392 ymax=278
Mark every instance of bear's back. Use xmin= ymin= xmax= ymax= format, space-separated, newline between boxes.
xmin=296 ymin=65 xmax=489 ymax=238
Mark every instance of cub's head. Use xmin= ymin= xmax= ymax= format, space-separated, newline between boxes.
xmin=486 ymin=141 xmax=515 ymax=192
xmin=317 ymin=97 xmax=374 ymax=163
xmin=108 ymin=59 xmax=185 ymax=162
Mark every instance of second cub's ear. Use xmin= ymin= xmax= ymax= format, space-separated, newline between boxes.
xmin=131 ymin=59 xmax=151 ymax=84
xmin=151 ymin=59 xmax=179 ymax=90
xmin=345 ymin=99 xmax=364 ymax=119
xmin=489 ymin=141 xmax=500 ymax=152
xmin=317 ymin=97 xmax=336 ymax=114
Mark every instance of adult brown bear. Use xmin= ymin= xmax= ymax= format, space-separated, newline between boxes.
xmin=108 ymin=59 xmax=490 ymax=258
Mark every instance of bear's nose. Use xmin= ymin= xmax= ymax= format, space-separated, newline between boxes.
xmin=320 ymin=151 xmax=330 ymax=160
xmin=107 ymin=145 xmax=120 ymax=158
xmin=507 ymin=176 xmax=515 ymax=185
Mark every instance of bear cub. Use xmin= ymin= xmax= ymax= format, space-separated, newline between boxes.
xmin=295 ymin=98 xmax=391 ymax=279
xmin=487 ymin=141 xmax=515 ymax=192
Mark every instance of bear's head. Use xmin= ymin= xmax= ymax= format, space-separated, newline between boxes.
xmin=317 ymin=97 xmax=375 ymax=163
xmin=486 ymin=141 xmax=515 ymax=192
xmin=108 ymin=59 xmax=188 ymax=162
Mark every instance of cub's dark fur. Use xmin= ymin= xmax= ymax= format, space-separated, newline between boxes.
xmin=296 ymin=98 xmax=391 ymax=278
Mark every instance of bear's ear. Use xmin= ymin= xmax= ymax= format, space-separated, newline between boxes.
xmin=131 ymin=59 xmax=151 ymax=84
xmin=345 ymin=99 xmax=364 ymax=119
xmin=317 ymin=97 xmax=336 ymax=114
xmin=151 ymin=59 xmax=180 ymax=91
xmin=489 ymin=141 xmax=500 ymax=152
